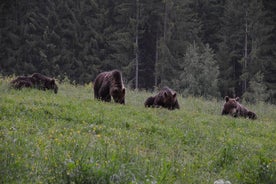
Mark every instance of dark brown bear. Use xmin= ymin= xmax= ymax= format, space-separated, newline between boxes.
xmin=222 ymin=96 xmax=257 ymax=119
xmin=93 ymin=69 xmax=126 ymax=104
xmin=144 ymin=86 xmax=180 ymax=110
xmin=10 ymin=73 xmax=58 ymax=93
xmin=30 ymin=73 xmax=58 ymax=93
xmin=144 ymin=96 xmax=156 ymax=107
xmin=10 ymin=76 xmax=33 ymax=89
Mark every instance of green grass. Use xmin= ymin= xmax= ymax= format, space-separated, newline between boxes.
xmin=0 ymin=77 xmax=276 ymax=184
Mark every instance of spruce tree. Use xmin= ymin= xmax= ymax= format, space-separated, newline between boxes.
xmin=179 ymin=42 xmax=219 ymax=98
xmin=243 ymin=71 xmax=268 ymax=103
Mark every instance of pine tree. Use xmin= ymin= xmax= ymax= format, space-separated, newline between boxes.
xmin=1 ymin=0 xmax=275 ymax=100
xmin=261 ymin=0 xmax=276 ymax=103
xmin=137 ymin=0 xmax=163 ymax=89
xmin=155 ymin=0 xmax=202 ymax=90
xmin=194 ymin=0 xmax=225 ymax=50
xmin=217 ymin=0 xmax=275 ymax=101
xmin=240 ymin=0 xmax=273 ymax=95
xmin=243 ymin=71 xmax=268 ymax=103
xmin=179 ymin=42 xmax=219 ymax=98
xmin=217 ymin=0 xmax=247 ymax=97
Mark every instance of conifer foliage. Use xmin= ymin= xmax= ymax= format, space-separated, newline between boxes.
xmin=0 ymin=0 xmax=275 ymax=102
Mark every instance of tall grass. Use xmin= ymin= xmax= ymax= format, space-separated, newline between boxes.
xmin=0 ymin=77 xmax=275 ymax=183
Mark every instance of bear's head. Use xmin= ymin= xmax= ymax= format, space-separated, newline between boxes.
xmin=163 ymin=90 xmax=178 ymax=110
xmin=111 ymin=87 xmax=125 ymax=104
xmin=247 ymin=111 xmax=257 ymax=119
xmin=222 ymin=96 xmax=240 ymax=117
xmin=144 ymin=96 xmax=155 ymax=107
xmin=46 ymin=79 xmax=58 ymax=94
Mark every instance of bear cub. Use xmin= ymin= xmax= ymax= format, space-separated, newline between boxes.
xmin=11 ymin=73 xmax=58 ymax=93
xmin=144 ymin=86 xmax=180 ymax=110
xmin=222 ymin=96 xmax=257 ymax=119
xmin=93 ymin=69 xmax=126 ymax=104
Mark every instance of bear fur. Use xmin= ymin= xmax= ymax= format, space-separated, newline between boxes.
xmin=10 ymin=73 xmax=58 ymax=93
xmin=144 ymin=96 xmax=156 ymax=107
xmin=93 ymin=69 xmax=125 ymax=104
xmin=144 ymin=86 xmax=180 ymax=110
xmin=222 ymin=96 xmax=257 ymax=119
xmin=10 ymin=76 xmax=33 ymax=89
xmin=30 ymin=73 xmax=58 ymax=93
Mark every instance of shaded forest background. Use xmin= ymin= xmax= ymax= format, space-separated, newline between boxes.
xmin=0 ymin=0 xmax=275 ymax=103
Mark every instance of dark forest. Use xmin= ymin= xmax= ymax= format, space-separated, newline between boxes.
xmin=1 ymin=0 xmax=275 ymax=103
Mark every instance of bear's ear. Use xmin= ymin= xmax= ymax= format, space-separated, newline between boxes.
xmin=113 ymin=88 xmax=119 ymax=94
xmin=235 ymin=97 xmax=240 ymax=101
xmin=173 ymin=92 xmax=176 ymax=98
xmin=225 ymin=96 xmax=229 ymax=102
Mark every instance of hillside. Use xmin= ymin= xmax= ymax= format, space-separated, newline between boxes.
xmin=0 ymin=78 xmax=275 ymax=184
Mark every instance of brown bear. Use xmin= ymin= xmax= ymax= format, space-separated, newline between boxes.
xmin=144 ymin=86 xmax=180 ymax=110
xmin=30 ymin=73 xmax=58 ymax=93
xmin=10 ymin=76 xmax=34 ymax=89
xmin=144 ymin=96 xmax=156 ymax=107
xmin=10 ymin=73 xmax=58 ymax=93
xmin=93 ymin=69 xmax=126 ymax=104
xmin=222 ymin=96 xmax=257 ymax=119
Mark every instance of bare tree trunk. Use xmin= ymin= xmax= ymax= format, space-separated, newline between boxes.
xmin=135 ymin=0 xmax=139 ymax=89
xmin=163 ymin=0 xmax=168 ymax=41
xmin=243 ymin=11 xmax=248 ymax=93
xmin=154 ymin=38 xmax=159 ymax=87
xmin=156 ymin=0 xmax=168 ymax=87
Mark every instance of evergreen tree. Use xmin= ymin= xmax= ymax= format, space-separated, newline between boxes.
xmin=262 ymin=0 xmax=276 ymax=103
xmin=0 ymin=0 xmax=275 ymax=102
xmin=243 ymin=71 xmax=268 ymax=103
xmin=240 ymin=0 xmax=273 ymax=97
xmin=217 ymin=0 xmax=275 ymax=102
xmin=194 ymin=0 xmax=225 ymax=50
xmin=217 ymin=0 xmax=245 ymax=97
xmin=168 ymin=0 xmax=203 ymax=90
xmin=137 ymin=0 xmax=163 ymax=89
xmin=155 ymin=0 xmax=175 ymax=88
xmin=179 ymin=42 xmax=219 ymax=98
xmin=155 ymin=0 xmax=203 ymax=90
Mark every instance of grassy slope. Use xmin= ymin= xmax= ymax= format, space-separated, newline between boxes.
xmin=0 ymin=78 xmax=275 ymax=184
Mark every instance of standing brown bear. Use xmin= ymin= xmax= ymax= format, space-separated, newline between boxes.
xmin=10 ymin=73 xmax=58 ymax=93
xmin=93 ymin=69 xmax=126 ymax=104
xmin=222 ymin=96 xmax=257 ymax=119
xmin=144 ymin=86 xmax=180 ymax=110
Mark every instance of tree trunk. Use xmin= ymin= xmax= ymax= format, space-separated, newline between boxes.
xmin=243 ymin=10 xmax=248 ymax=93
xmin=154 ymin=38 xmax=159 ymax=87
xmin=163 ymin=0 xmax=168 ymax=41
xmin=135 ymin=0 xmax=139 ymax=89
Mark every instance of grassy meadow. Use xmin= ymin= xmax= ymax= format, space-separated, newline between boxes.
xmin=0 ymin=77 xmax=276 ymax=184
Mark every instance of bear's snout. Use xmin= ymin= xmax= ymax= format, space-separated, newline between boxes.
xmin=229 ymin=108 xmax=238 ymax=117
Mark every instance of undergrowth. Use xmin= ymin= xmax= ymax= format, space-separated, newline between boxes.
xmin=0 ymin=77 xmax=275 ymax=183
